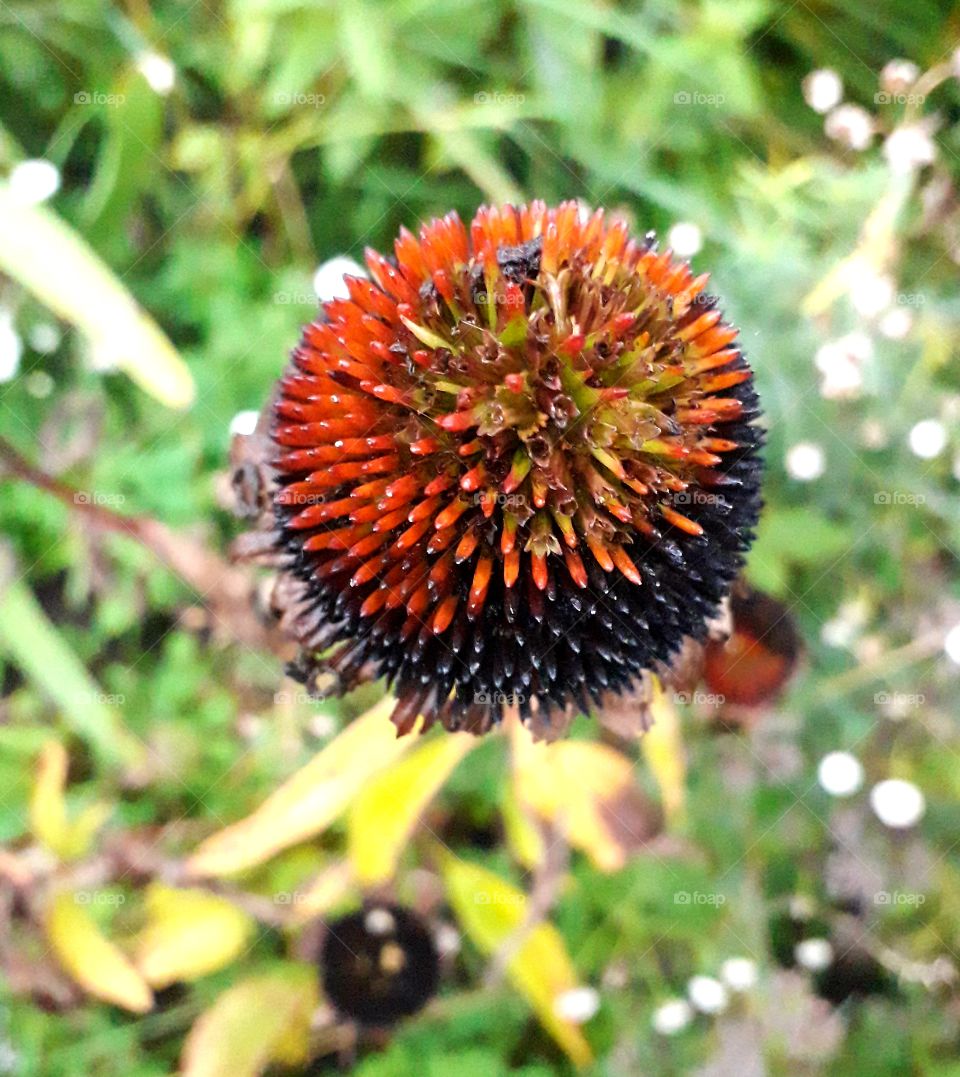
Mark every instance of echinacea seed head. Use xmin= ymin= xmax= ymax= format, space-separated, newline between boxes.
xmin=245 ymin=201 xmax=763 ymax=737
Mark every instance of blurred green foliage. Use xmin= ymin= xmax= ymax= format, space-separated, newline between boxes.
xmin=3 ymin=0 xmax=960 ymax=1074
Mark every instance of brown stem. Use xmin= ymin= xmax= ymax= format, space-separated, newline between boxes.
xmin=0 ymin=436 xmax=289 ymax=656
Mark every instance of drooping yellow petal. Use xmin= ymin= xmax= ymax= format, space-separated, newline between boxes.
xmin=501 ymin=786 xmax=546 ymax=871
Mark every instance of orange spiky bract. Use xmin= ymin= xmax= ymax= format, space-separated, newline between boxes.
xmin=261 ymin=202 xmax=763 ymax=737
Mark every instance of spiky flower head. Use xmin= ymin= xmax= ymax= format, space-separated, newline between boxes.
xmin=252 ymin=201 xmax=762 ymax=737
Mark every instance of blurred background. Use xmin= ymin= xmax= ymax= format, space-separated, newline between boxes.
xmin=3 ymin=1 xmax=960 ymax=1074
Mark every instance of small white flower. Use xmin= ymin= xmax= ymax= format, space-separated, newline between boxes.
xmin=554 ymin=986 xmax=600 ymax=1024
xmin=434 ymin=922 xmax=461 ymax=958
xmin=943 ymin=623 xmax=960 ymax=664
xmin=307 ymin=712 xmax=336 ymax=739
xmin=25 ymin=371 xmax=54 ymax=398
xmin=720 ymin=957 xmax=758 ymax=992
xmin=908 ymin=418 xmax=947 ymax=459
xmin=814 ymin=331 xmax=873 ymax=374
xmin=820 ymin=620 xmax=852 ymax=648
xmin=229 ymin=409 xmax=260 ymax=437
xmin=28 ymin=323 xmax=61 ymax=354
xmin=0 ymin=314 xmax=22 ymax=382
xmin=8 ymin=158 xmax=60 ymax=205
xmin=870 ymin=778 xmax=925 ymax=829
xmin=817 ymin=751 xmax=865 ymax=797
xmin=795 ymin=937 xmax=833 ymax=972
xmin=850 ymin=272 xmax=894 ymax=318
xmin=815 ymin=332 xmax=873 ymax=400
xmin=652 ymin=998 xmax=693 ymax=1035
xmin=667 ymin=221 xmax=702 ymax=259
xmin=313 ymin=255 xmax=366 ymax=303
xmin=879 ymin=307 xmax=913 ymax=340
xmin=821 ymin=359 xmax=861 ymax=401
xmin=825 ymin=104 xmax=873 ymax=150
xmin=364 ymin=906 xmax=396 ymax=936
xmin=687 ymin=975 xmax=728 ymax=1014
xmin=859 ymin=419 xmax=889 ymax=451
xmin=785 ymin=442 xmax=825 ymax=482
xmin=803 ymin=69 xmax=843 ymax=114
xmin=880 ymin=59 xmax=920 ymax=94
xmin=883 ymin=125 xmax=936 ymax=174
xmin=137 ymin=51 xmax=176 ymax=95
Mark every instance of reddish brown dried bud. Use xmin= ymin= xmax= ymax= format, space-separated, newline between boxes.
xmin=703 ymin=584 xmax=801 ymax=711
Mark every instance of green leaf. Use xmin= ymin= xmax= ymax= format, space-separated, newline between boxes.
xmin=0 ymin=561 xmax=144 ymax=769
xmin=747 ymin=508 xmax=855 ymax=595
xmin=82 ymin=69 xmax=165 ymax=255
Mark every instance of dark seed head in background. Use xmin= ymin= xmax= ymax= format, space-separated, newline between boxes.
xmin=319 ymin=904 xmax=440 ymax=1026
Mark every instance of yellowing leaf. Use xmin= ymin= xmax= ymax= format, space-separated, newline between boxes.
xmin=30 ymin=742 xmax=111 ymax=860
xmin=186 ymin=697 xmax=417 ymax=878
xmin=442 ymin=858 xmax=592 ymax=1068
xmin=641 ymin=676 xmax=687 ymax=824
xmin=29 ymin=742 xmax=69 ymax=855
xmin=501 ymin=787 xmax=546 ymax=871
xmin=132 ymin=885 xmax=254 ymax=988
xmin=512 ymin=721 xmax=658 ymax=871
xmin=66 ymin=801 xmax=113 ymax=858
xmin=0 ymin=185 xmax=194 ymax=408
xmin=46 ymin=891 xmax=153 ymax=1013
xmin=347 ymin=733 xmax=473 ymax=885
xmin=181 ymin=966 xmax=318 ymax=1077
